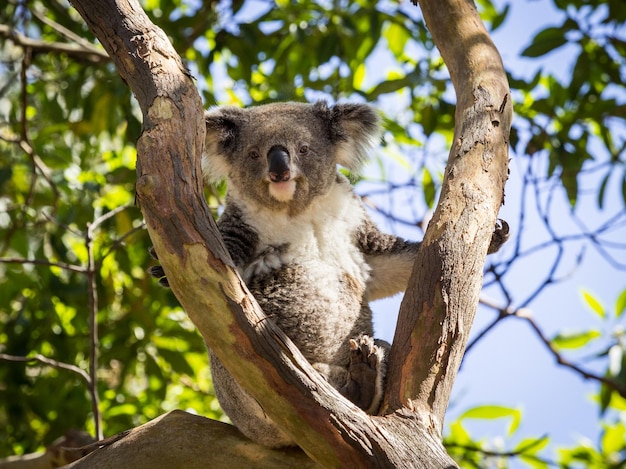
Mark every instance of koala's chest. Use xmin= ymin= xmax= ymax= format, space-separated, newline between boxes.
xmin=258 ymin=213 xmax=367 ymax=284
xmin=241 ymin=194 xmax=370 ymax=294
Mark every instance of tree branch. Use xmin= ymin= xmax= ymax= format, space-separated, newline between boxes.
xmin=0 ymin=24 xmax=109 ymax=63
xmin=522 ymin=315 xmax=626 ymax=398
xmin=383 ymin=0 xmax=512 ymax=431
xmin=0 ymin=257 xmax=85 ymax=273
xmin=0 ymin=353 xmax=92 ymax=385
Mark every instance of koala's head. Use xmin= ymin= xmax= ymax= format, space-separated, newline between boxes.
xmin=203 ymin=101 xmax=380 ymax=214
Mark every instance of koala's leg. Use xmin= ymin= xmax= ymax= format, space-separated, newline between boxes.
xmin=209 ymin=352 xmax=295 ymax=448
xmin=339 ymin=335 xmax=389 ymax=414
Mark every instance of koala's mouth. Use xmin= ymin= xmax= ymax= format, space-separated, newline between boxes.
xmin=268 ymin=179 xmax=297 ymax=202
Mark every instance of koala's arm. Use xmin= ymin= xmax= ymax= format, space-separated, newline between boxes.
xmin=357 ymin=216 xmax=510 ymax=301
xmin=147 ymin=203 xmax=258 ymax=285
xmin=217 ymin=203 xmax=260 ymax=268
xmin=355 ymin=217 xmax=421 ymax=301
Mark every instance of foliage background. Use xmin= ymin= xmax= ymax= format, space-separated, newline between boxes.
xmin=0 ymin=0 xmax=624 ymax=466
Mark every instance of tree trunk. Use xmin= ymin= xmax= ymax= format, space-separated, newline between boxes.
xmin=68 ymin=0 xmax=511 ymax=467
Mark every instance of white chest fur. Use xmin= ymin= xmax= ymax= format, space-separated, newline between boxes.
xmin=236 ymin=180 xmax=371 ymax=295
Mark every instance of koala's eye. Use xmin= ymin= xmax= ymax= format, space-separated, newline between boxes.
xmin=248 ymin=150 xmax=261 ymax=160
xmin=298 ymin=145 xmax=309 ymax=156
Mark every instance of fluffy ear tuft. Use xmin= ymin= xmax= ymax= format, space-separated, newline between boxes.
xmin=202 ymin=107 xmax=245 ymax=183
xmin=324 ymin=102 xmax=382 ymax=172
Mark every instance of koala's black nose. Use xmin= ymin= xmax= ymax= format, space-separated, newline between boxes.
xmin=267 ymin=146 xmax=291 ymax=182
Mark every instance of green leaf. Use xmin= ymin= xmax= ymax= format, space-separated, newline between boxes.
xmin=515 ymin=436 xmax=550 ymax=455
xmin=491 ymin=3 xmax=509 ymax=32
xmin=353 ymin=63 xmax=366 ymax=90
xmin=581 ymin=289 xmax=605 ymax=318
xmin=615 ymin=289 xmax=626 ymax=318
xmin=597 ymin=171 xmax=610 ymax=209
xmin=521 ymin=27 xmax=568 ymax=57
xmin=519 ymin=456 xmax=550 ymax=469
xmin=384 ymin=21 xmax=410 ymax=58
xmin=447 ymin=420 xmax=472 ymax=445
xmin=460 ymin=405 xmax=522 ymax=436
xmin=105 ymin=403 xmax=139 ymax=418
xmin=422 ymin=167 xmax=436 ymax=208
xmin=601 ymin=422 xmax=626 ymax=456
xmin=551 ymin=330 xmax=601 ymax=350
xmin=599 ymin=382 xmax=613 ymax=415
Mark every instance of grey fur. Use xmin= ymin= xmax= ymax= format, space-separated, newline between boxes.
xmin=202 ymin=101 xmax=420 ymax=447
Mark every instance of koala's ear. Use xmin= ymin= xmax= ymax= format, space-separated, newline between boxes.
xmin=324 ymin=102 xmax=382 ymax=171
xmin=202 ymin=107 xmax=244 ymax=183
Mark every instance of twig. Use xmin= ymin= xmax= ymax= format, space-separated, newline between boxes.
xmin=0 ymin=257 xmax=85 ymax=273
xmin=0 ymin=353 xmax=92 ymax=385
xmin=88 ymin=204 xmax=134 ymax=234
xmin=30 ymin=8 xmax=100 ymax=53
xmin=522 ymin=315 xmax=626 ymax=398
xmin=446 ymin=435 xmax=556 ymax=466
xmin=0 ymin=24 xmax=109 ymax=63
xmin=85 ymin=217 xmax=103 ymax=440
xmin=464 ymin=297 xmax=513 ymax=355
xmin=97 ymin=223 xmax=146 ymax=266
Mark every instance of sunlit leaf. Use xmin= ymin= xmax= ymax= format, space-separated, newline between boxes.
xmin=514 ymin=436 xmax=550 ymax=455
xmin=460 ymin=405 xmax=522 ymax=436
xmin=384 ymin=21 xmax=410 ymax=58
xmin=551 ymin=330 xmax=601 ymax=350
xmin=616 ymin=289 xmax=626 ymax=318
xmin=519 ymin=456 xmax=550 ymax=469
xmin=601 ymin=422 xmax=626 ymax=456
xmin=581 ymin=289 xmax=605 ymax=318
xmin=353 ymin=63 xmax=366 ymax=90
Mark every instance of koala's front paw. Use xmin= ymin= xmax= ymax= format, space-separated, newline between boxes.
xmin=243 ymin=244 xmax=287 ymax=282
xmin=147 ymin=247 xmax=170 ymax=287
xmin=340 ymin=335 xmax=389 ymax=414
xmin=488 ymin=218 xmax=510 ymax=254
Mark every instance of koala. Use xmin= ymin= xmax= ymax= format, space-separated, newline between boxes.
xmin=149 ymin=101 xmax=507 ymax=447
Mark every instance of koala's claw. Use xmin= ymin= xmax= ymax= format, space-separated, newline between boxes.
xmin=488 ymin=218 xmax=510 ymax=254
xmin=147 ymin=247 xmax=170 ymax=288
xmin=340 ymin=335 xmax=388 ymax=414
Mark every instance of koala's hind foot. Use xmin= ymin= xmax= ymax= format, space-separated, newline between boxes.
xmin=340 ymin=335 xmax=389 ymax=414
xmin=147 ymin=247 xmax=170 ymax=287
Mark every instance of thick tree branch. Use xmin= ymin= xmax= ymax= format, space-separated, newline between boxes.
xmin=65 ymin=411 xmax=321 ymax=469
xmin=383 ymin=0 xmax=512 ymax=433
